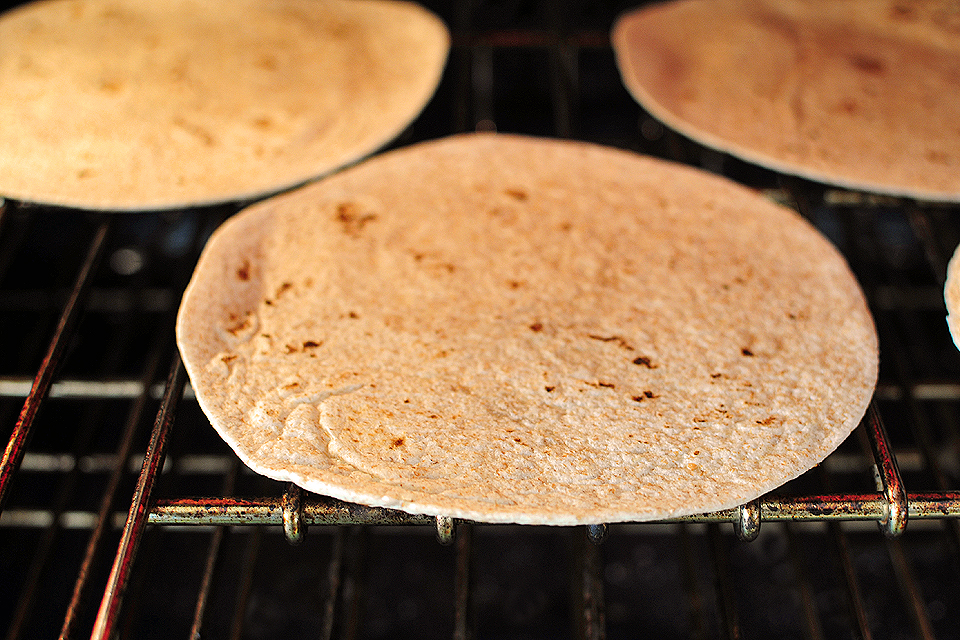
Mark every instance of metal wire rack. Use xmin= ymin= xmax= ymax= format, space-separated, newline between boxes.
xmin=3 ymin=1 xmax=960 ymax=638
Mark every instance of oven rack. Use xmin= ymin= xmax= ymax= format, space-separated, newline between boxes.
xmin=1 ymin=190 xmax=960 ymax=640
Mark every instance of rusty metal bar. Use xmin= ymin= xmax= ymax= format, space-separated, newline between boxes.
xmin=228 ymin=528 xmax=262 ymax=640
xmin=864 ymin=405 xmax=909 ymax=536
xmin=678 ymin=524 xmax=710 ymax=640
xmin=784 ymin=524 xmax=826 ymax=640
xmin=146 ymin=491 xmax=960 ymax=530
xmin=150 ymin=496 xmax=434 ymax=526
xmin=188 ymin=459 xmax=239 ymax=640
xmin=59 ymin=331 xmax=170 ymax=640
xmin=450 ymin=29 xmax=609 ymax=50
xmin=906 ymin=206 xmax=949 ymax=287
xmin=0 ymin=217 xmax=111 ymax=513
xmin=91 ymin=356 xmax=186 ymax=640
xmin=886 ymin=539 xmax=936 ymax=640
xmin=453 ymin=523 xmax=473 ymax=640
xmin=320 ymin=528 xmax=347 ymax=640
xmin=576 ymin=527 xmax=606 ymax=640
xmin=829 ymin=521 xmax=873 ymax=640
xmin=707 ymin=524 xmax=741 ymax=640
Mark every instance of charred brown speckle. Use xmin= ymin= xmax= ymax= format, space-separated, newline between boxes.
xmin=889 ymin=4 xmax=915 ymax=20
xmin=336 ymin=202 xmax=378 ymax=237
xmin=237 ymin=260 xmax=251 ymax=281
xmin=741 ymin=347 xmax=755 ymax=357
xmin=588 ymin=334 xmax=634 ymax=350
xmin=225 ymin=314 xmax=252 ymax=336
xmin=632 ymin=356 xmax=657 ymax=368
xmin=848 ymin=53 xmax=886 ymax=76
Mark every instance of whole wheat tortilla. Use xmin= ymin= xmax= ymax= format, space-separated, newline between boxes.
xmin=0 ymin=0 xmax=448 ymax=210
xmin=613 ymin=0 xmax=960 ymax=202
xmin=945 ymin=244 xmax=960 ymax=348
xmin=176 ymin=133 xmax=878 ymax=525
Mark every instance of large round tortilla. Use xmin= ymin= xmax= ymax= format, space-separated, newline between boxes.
xmin=176 ymin=133 xmax=878 ymax=525
xmin=0 ymin=0 xmax=448 ymax=210
xmin=945 ymin=244 xmax=960 ymax=348
xmin=612 ymin=0 xmax=960 ymax=202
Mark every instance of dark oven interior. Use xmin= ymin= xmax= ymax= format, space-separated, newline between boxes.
xmin=3 ymin=1 xmax=960 ymax=638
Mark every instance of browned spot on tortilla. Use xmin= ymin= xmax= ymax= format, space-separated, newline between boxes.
xmin=926 ymin=149 xmax=950 ymax=165
xmin=100 ymin=79 xmax=123 ymax=93
xmin=225 ymin=314 xmax=252 ymax=336
xmin=336 ymin=202 xmax=378 ymax=237
xmin=848 ymin=53 xmax=887 ymax=76
xmin=588 ymin=334 xmax=634 ymax=350
xmin=889 ymin=4 xmax=916 ymax=21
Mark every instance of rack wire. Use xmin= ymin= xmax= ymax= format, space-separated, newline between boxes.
xmin=2 ymin=1 xmax=960 ymax=638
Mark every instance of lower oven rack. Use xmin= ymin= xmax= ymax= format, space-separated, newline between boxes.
xmin=2 ymin=192 xmax=959 ymax=640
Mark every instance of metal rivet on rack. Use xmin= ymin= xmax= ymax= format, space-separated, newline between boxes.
xmin=586 ymin=523 xmax=607 ymax=544
xmin=865 ymin=403 xmax=908 ymax=537
xmin=435 ymin=515 xmax=456 ymax=545
xmin=281 ymin=483 xmax=306 ymax=545
xmin=733 ymin=498 xmax=762 ymax=541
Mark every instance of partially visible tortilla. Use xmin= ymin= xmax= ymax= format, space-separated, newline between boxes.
xmin=176 ymin=133 xmax=878 ymax=525
xmin=946 ymin=244 xmax=960 ymax=348
xmin=613 ymin=0 xmax=960 ymax=202
xmin=0 ymin=0 xmax=448 ymax=210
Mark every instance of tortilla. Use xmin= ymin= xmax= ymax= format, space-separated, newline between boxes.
xmin=176 ymin=133 xmax=878 ymax=525
xmin=946 ymin=244 xmax=960 ymax=348
xmin=0 ymin=0 xmax=448 ymax=210
xmin=612 ymin=0 xmax=960 ymax=202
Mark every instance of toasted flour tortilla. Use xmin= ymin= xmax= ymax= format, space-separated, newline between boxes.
xmin=613 ymin=0 xmax=960 ymax=202
xmin=176 ymin=133 xmax=878 ymax=524
xmin=946 ymin=244 xmax=960 ymax=348
xmin=0 ymin=0 xmax=448 ymax=210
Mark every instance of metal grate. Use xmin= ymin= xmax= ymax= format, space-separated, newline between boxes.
xmin=3 ymin=1 xmax=960 ymax=638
